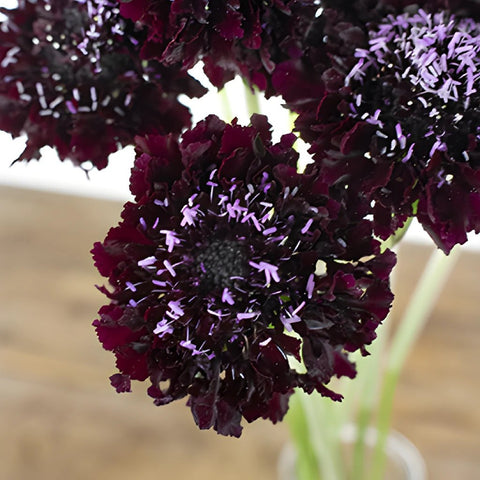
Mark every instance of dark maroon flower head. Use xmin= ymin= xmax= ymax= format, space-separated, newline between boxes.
xmin=272 ymin=0 xmax=480 ymax=112
xmin=294 ymin=8 xmax=480 ymax=253
xmin=118 ymin=0 xmax=320 ymax=95
xmin=0 ymin=0 xmax=206 ymax=170
xmin=92 ymin=114 xmax=395 ymax=437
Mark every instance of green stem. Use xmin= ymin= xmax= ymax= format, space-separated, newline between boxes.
xmin=300 ymin=391 xmax=342 ymax=480
xmin=218 ymin=86 xmax=234 ymax=122
xmin=286 ymin=392 xmax=321 ymax=480
xmin=351 ymin=406 xmax=371 ymax=479
xmin=370 ymin=246 xmax=460 ymax=480
xmin=352 ymin=321 xmax=389 ymax=480
xmin=243 ymin=81 xmax=261 ymax=117
xmin=286 ymin=390 xmax=344 ymax=480
xmin=351 ymin=240 xmax=404 ymax=480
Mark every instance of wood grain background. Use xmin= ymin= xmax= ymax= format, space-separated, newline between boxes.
xmin=0 ymin=185 xmax=478 ymax=480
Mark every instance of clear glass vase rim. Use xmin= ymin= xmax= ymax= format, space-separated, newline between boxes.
xmin=278 ymin=425 xmax=427 ymax=480
xmin=340 ymin=424 xmax=427 ymax=480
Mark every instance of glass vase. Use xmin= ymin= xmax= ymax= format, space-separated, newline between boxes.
xmin=278 ymin=424 xmax=427 ymax=480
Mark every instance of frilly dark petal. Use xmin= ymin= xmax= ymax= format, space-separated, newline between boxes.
xmin=271 ymin=59 xmax=325 ymax=111
xmin=117 ymin=0 xmax=321 ymax=95
xmin=110 ymin=373 xmax=132 ymax=393
xmin=418 ymin=165 xmax=480 ymax=253
xmin=130 ymin=134 xmax=183 ymax=200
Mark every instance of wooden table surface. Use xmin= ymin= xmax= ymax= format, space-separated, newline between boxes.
xmin=0 ymin=185 xmax=479 ymax=480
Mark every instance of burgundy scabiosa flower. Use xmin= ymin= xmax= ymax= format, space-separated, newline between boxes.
xmin=0 ymin=0 xmax=205 ymax=169
xmin=92 ymin=114 xmax=395 ymax=436
xmin=118 ymin=0 xmax=320 ymax=95
xmin=296 ymin=7 xmax=480 ymax=253
xmin=274 ymin=0 xmax=480 ymax=112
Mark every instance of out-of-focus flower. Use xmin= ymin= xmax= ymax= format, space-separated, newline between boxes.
xmin=117 ymin=0 xmax=321 ymax=96
xmin=273 ymin=0 xmax=480 ymax=111
xmin=291 ymin=6 xmax=480 ymax=253
xmin=92 ymin=114 xmax=395 ymax=436
xmin=0 ymin=0 xmax=205 ymax=169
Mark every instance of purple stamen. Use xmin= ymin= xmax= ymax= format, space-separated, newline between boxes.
xmin=237 ymin=312 xmax=259 ymax=321
xmin=402 ymin=143 xmax=415 ymax=163
xmin=301 ymin=218 xmax=314 ymax=235
xmin=154 ymin=319 xmax=174 ymax=338
xmin=138 ymin=256 xmax=156 ymax=268
xmin=249 ymin=261 xmax=280 ymax=285
xmin=181 ymin=204 xmax=201 ymax=226
xmin=306 ymin=273 xmax=315 ymax=299
xmin=154 ymin=198 xmax=169 ymax=207
xmin=222 ymin=287 xmax=235 ymax=305
xmin=179 ymin=338 xmax=197 ymax=352
xmin=168 ymin=300 xmax=184 ymax=317
xmin=241 ymin=211 xmax=262 ymax=231
xmin=226 ymin=199 xmax=246 ymax=219
xmin=180 ymin=331 xmax=211 ymax=357
xmin=280 ymin=312 xmax=301 ymax=332
xmin=292 ymin=301 xmax=306 ymax=316
xmin=437 ymin=169 xmax=445 ymax=188
xmin=429 ymin=139 xmax=447 ymax=157
xmin=207 ymin=308 xmax=227 ymax=318
xmin=163 ymin=259 xmax=176 ymax=277
xmin=263 ymin=226 xmax=277 ymax=236
xmin=160 ymin=229 xmax=181 ymax=252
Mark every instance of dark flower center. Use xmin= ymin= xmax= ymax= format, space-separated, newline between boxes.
xmin=196 ymin=239 xmax=247 ymax=290
xmin=63 ymin=7 xmax=88 ymax=35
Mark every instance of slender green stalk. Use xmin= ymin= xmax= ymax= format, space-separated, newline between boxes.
xmin=218 ymin=86 xmax=234 ymax=122
xmin=345 ymin=238 xmax=403 ymax=479
xmin=351 ymin=321 xmax=390 ymax=480
xmin=370 ymin=246 xmax=460 ymax=480
xmin=369 ymin=369 xmax=398 ymax=480
xmin=286 ymin=389 xmax=345 ymax=480
xmin=243 ymin=80 xmax=261 ymax=116
xmin=352 ymin=240 xmax=404 ymax=480
xmin=286 ymin=393 xmax=322 ymax=480
xmin=300 ymin=391 xmax=342 ymax=480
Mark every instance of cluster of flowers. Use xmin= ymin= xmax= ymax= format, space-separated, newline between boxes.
xmin=1 ymin=0 xmax=478 ymax=436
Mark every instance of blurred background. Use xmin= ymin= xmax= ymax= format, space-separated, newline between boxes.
xmin=0 ymin=68 xmax=479 ymax=479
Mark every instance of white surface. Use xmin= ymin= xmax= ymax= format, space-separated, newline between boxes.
xmin=0 ymin=132 xmax=134 ymax=201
